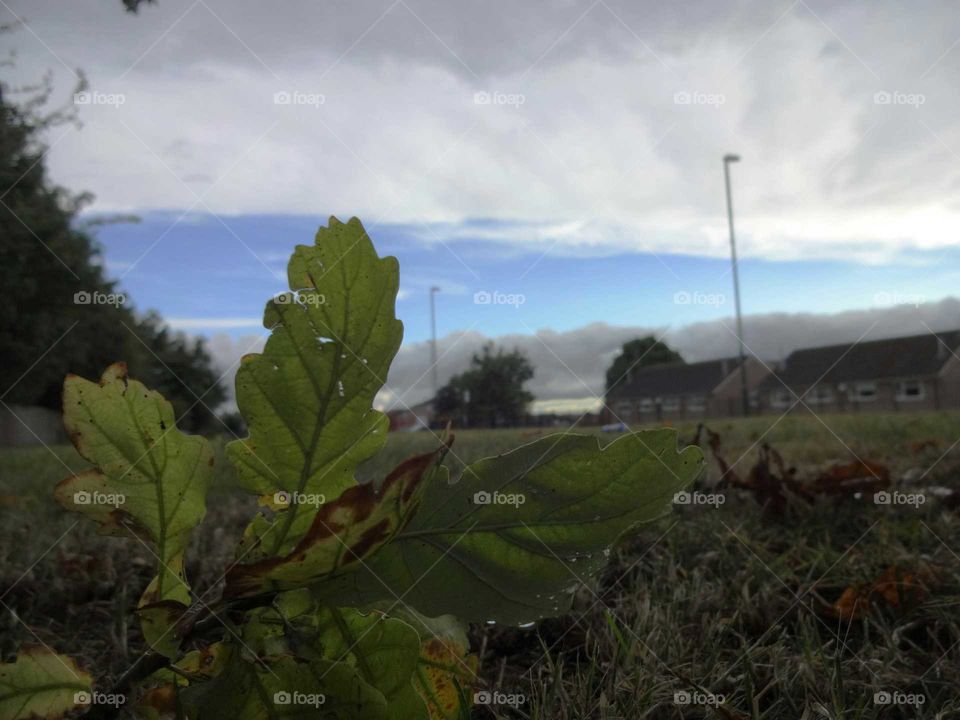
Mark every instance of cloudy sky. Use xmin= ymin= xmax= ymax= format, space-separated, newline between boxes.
xmin=6 ymin=0 xmax=960 ymax=406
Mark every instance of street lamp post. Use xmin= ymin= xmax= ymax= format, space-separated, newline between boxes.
xmin=723 ymin=154 xmax=750 ymax=417
xmin=429 ymin=286 xmax=440 ymax=398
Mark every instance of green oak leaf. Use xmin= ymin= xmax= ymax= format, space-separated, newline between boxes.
xmin=0 ymin=648 xmax=92 ymax=720
xmin=54 ymin=362 xmax=213 ymax=656
xmin=378 ymin=606 xmax=475 ymax=720
xmin=242 ymin=592 xmax=427 ymax=720
xmin=227 ymin=216 xmax=403 ymax=558
xmin=311 ymin=607 xmax=426 ymax=720
xmin=181 ymin=646 xmax=389 ymax=720
xmin=311 ymin=430 xmax=703 ymax=624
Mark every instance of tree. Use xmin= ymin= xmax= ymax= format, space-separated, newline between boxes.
xmin=0 ymin=75 xmax=129 ymax=406
xmin=0 ymin=65 xmax=223 ymax=432
xmin=605 ymin=336 xmax=682 ymax=394
xmin=128 ymin=312 xmax=227 ymax=434
xmin=435 ymin=343 xmax=534 ymax=428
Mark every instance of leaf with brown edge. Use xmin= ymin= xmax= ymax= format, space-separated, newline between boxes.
xmin=54 ymin=362 xmax=214 ymax=657
xmin=147 ymin=642 xmax=229 ymax=690
xmin=415 ymin=638 xmax=477 ymax=720
xmin=0 ymin=647 xmax=92 ymax=720
xmin=226 ymin=216 xmax=404 ymax=559
xmin=222 ymin=442 xmax=449 ymax=599
xmin=137 ymin=683 xmax=178 ymax=717
xmin=174 ymin=642 xmax=230 ymax=680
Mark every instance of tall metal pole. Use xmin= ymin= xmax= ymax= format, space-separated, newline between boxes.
xmin=429 ymin=286 xmax=440 ymax=397
xmin=723 ymin=154 xmax=750 ymax=417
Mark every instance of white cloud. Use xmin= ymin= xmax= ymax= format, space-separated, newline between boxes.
xmin=202 ymin=297 xmax=960 ymax=411
xmin=8 ymin=0 xmax=960 ymax=264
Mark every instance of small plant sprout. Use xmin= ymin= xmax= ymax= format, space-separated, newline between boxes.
xmin=1 ymin=217 xmax=703 ymax=720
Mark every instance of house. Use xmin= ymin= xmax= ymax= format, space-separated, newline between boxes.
xmin=755 ymin=330 xmax=960 ymax=414
xmin=603 ymin=356 xmax=770 ymax=423
xmin=386 ymin=399 xmax=435 ymax=431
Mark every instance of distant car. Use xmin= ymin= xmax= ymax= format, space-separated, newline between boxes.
xmin=601 ymin=422 xmax=628 ymax=433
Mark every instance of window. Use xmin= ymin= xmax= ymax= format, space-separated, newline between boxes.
xmin=661 ymin=397 xmax=680 ymax=412
xmin=771 ymin=388 xmax=793 ymax=408
xmin=687 ymin=395 xmax=706 ymax=412
xmin=807 ymin=385 xmax=833 ymax=404
xmin=850 ymin=381 xmax=877 ymax=402
xmin=638 ymin=398 xmax=655 ymax=414
xmin=897 ymin=379 xmax=925 ymax=402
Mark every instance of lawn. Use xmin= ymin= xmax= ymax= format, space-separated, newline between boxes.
xmin=2 ymin=411 xmax=959 ymax=718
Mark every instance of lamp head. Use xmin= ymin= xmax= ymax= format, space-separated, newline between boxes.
xmin=723 ymin=154 xmax=741 ymax=163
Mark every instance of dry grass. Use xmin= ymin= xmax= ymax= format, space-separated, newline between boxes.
xmin=1 ymin=411 xmax=959 ymax=718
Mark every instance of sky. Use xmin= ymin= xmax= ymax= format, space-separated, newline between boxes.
xmin=5 ymin=0 xmax=960 ymax=407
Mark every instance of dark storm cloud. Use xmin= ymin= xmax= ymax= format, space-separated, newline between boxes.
xmin=7 ymin=0 xmax=960 ymax=263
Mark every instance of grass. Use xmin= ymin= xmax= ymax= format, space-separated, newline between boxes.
xmin=1 ymin=411 xmax=959 ymax=718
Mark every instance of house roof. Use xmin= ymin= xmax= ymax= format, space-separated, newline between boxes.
xmin=761 ymin=330 xmax=960 ymax=389
xmin=609 ymin=358 xmax=742 ymax=399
